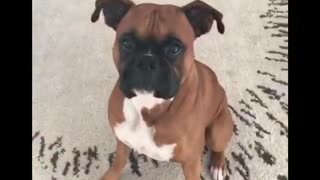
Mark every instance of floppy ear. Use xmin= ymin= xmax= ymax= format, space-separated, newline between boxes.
xmin=182 ymin=0 xmax=225 ymax=37
xmin=91 ymin=0 xmax=135 ymax=30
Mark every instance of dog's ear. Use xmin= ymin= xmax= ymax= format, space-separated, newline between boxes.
xmin=91 ymin=0 xmax=135 ymax=30
xmin=182 ymin=0 xmax=225 ymax=37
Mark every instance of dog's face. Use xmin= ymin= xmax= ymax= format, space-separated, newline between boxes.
xmin=91 ymin=0 xmax=224 ymax=99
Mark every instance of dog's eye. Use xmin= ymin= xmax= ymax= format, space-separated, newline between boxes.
xmin=164 ymin=42 xmax=182 ymax=56
xmin=120 ymin=38 xmax=135 ymax=52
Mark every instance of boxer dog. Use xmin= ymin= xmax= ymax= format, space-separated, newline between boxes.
xmin=91 ymin=0 xmax=234 ymax=179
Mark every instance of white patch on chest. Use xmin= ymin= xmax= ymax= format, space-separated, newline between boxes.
xmin=114 ymin=90 xmax=176 ymax=161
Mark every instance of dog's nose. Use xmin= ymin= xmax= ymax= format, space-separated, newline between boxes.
xmin=136 ymin=56 xmax=158 ymax=71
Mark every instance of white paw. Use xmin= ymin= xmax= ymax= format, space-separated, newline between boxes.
xmin=210 ymin=166 xmax=224 ymax=180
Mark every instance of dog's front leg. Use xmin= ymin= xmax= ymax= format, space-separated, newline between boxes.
xmin=102 ymin=140 xmax=131 ymax=180
xmin=181 ymin=158 xmax=202 ymax=180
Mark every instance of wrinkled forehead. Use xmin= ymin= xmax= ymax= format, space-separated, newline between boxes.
xmin=115 ymin=4 xmax=194 ymax=43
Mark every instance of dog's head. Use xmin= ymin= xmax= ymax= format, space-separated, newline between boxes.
xmin=91 ymin=0 xmax=224 ymax=99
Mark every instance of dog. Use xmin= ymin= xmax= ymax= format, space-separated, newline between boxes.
xmin=91 ymin=0 xmax=234 ymax=179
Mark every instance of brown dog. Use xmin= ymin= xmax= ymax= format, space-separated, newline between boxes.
xmin=91 ymin=0 xmax=234 ymax=179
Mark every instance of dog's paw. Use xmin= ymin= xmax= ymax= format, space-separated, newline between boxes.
xmin=210 ymin=166 xmax=225 ymax=180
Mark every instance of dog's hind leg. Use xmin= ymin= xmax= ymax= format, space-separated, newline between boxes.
xmin=205 ymin=102 xmax=233 ymax=180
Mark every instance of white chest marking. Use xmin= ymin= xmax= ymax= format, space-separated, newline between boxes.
xmin=114 ymin=90 xmax=176 ymax=161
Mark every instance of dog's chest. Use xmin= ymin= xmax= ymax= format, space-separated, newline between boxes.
xmin=114 ymin=92 xmax=176 ymax=161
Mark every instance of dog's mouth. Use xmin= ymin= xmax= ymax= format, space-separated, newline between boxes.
xmin=153 ymin=88 xmax=179 ymax=99
xmin=119 ymin=86 xmax=177 ymax=100
xmin=118 ymin=58 xmax=181 ymax=100
xmin=119 ymin=77 xmax=180 ymax=100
